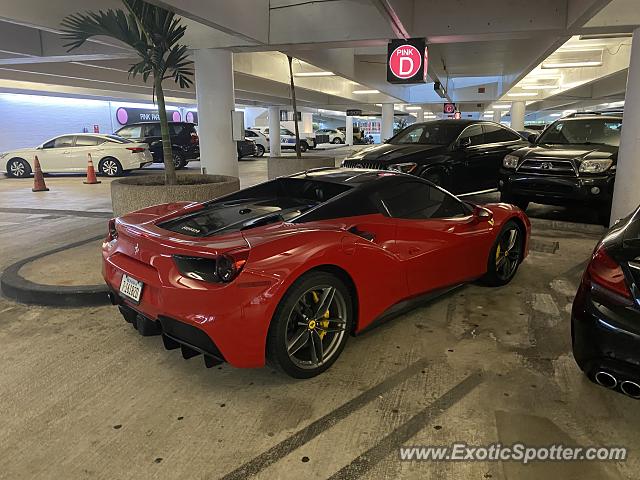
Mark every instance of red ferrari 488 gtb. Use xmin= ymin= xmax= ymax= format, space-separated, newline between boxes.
xmin=103 ymin=168 xmax=530 ymax=378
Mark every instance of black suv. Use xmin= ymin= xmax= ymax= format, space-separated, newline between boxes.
xmin=498 ymin=112 xmax=622 ymax=224
xmin=114 ymin=121 xmax=199 ymax=169
xmin=342 ymin=120 xmax=528 ymax=194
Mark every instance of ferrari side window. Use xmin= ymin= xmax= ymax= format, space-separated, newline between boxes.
xmin=379 ymin=182 xmax=468 ymax=219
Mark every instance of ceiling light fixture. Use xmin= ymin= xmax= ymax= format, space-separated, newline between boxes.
xmin=520 ymin=85 xmax=559 ymax=90
xmin=542 ymin=60 xmax=602 ymax=68
xmin=352 ymin=89 xmax=379 ymax=94
xmin=492 ymin=104 xmax=511 ymax=109
xmin=550 ymin=113 xmax=562 ymax=117
xmin=405 ymin=106 xmax=422 ymax=110
xmin=294 ymin=71 xmax=335 ymax=77
xmin=507 ymin=92 xmax=539 ymax=97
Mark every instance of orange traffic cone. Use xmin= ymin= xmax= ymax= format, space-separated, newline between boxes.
xmin=83 ymin=153 xmax=101 ymax=184
xmin=31 ymin=155 xmax=49 ymax=192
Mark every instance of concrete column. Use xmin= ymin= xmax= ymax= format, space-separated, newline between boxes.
xmin=194 ymin=49 xmax=238 ymax=177
xmin=493 ymin=110 xmax=502 ymax=123
xmin=510 ymin=101 xmax=526 ymax=131
xmin=268 ymin=106 xmax=281 ymax=157
xmin=346 ymin=115 xmax=354 ymax=146
xmin=416 ymin=108 xmax=424 ymax=123
xmin=381 ymin=103 xmax=394 ymax=141
xmin=611 ymin=26 xmax=640 ymax=224
xmin=301 ymin=112 xmax=313 ymax=137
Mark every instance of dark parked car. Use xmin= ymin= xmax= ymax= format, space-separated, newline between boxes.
xmin=114 ymin=121 xmax=199 ymax=169
xmin=342 ymin=120 xmax=528 ymax=194
xmin=572 ymin=204 xmax=640 ymax=399
xmin=498 ymin=112 xmax=622 ymax=224
xmin=237 ymin=139 xmax=257 ymax=159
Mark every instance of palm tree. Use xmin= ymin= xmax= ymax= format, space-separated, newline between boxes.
xmin=61 ymin=0 xmax=193 ymax=185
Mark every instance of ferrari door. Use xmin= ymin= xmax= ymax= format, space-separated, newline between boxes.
xmin=378 ymin=180 xmax=490 ymax=296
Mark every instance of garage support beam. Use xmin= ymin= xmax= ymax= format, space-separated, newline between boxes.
xmin=194 ymin=49 xmax=238 ymax=178
xmin=346 ymin=116 xmax=354 ymax=146
xmin=382 ymin=103 xmax=395 ymax=142
xmin=268 ymin=106 xmax=281 ymax=157
xmin=510 ymin=101 xmax=526 ymax=131
xmin=611 ymin=26 xmax=640 ymax=224
xmin=416 ymin=108 xmax=424 ymax=123
xmin=493 ymin=110 xmax=502 ymax=123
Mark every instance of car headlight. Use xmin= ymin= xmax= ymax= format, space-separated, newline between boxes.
xmin=388 ymin=162 xmax=417 ymax=173
xmin=503 ymin=154 xmax=519 ymax=169
xmin=579 ymin=159 xmax=613 ymax=174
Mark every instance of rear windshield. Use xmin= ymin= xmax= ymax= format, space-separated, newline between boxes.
xmin=159 ymin=178 xmax=351 ymax=237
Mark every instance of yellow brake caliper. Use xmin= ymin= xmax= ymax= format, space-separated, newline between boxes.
xmin=495 ymin=243 xmax=501 ymax=266
xmin=312 ymin=291 xmax=330 ymax=339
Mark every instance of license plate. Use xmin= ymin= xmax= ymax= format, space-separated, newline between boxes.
xmin=119 ymin=274 xmax=144 ymax=303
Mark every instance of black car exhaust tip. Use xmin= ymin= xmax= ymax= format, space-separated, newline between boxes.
xmin=595 ymin=371 xmax=618 ymax=389
xmin=620 ymin=380 xmax=640 ymax=399
xmin=107 ymin=292 xmax=118 ymax=305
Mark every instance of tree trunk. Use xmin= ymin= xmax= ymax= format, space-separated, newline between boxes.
xmin=287 ymin=55 xmax=302 ymax=159
xmin=155 ymin=78 xmax=178 ymax=185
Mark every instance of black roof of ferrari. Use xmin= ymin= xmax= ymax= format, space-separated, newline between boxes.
xmin=289 ymin=167 xmax=399 ymax=185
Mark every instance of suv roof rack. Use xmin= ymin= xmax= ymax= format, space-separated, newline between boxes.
xmin=564 ymin=110 xmax=624 ymax=118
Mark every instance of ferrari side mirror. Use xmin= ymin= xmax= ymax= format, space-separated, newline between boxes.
xmin=475 ymin=206 xmax=493 ymax=223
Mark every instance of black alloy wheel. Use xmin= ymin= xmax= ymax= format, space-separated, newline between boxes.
xmin=482 ymin=220 xmax=524 ymax=286
xmin=267 ymin=271 xmax=352 ymax=378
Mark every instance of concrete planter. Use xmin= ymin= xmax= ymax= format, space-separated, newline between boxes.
xmin=110 ymin=173 xmax=240 ymax=217
xmin=267 ymin=155 xmax=336 ymax=179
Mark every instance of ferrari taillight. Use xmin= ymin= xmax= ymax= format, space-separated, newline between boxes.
xmin=216 ymin=250 xmax=249 ymax=282
xmin=174 ymin=249 xmax=249 ymax=283
xmin=587 ymin=244 xmax=631 ymax=300
xmin=107 ymin=218 xmax=118 ymax=241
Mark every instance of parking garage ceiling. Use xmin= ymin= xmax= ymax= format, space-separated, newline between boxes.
xmin=0 ymin=0 xmax=638 ymax=114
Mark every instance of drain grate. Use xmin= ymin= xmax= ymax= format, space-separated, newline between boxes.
xmin=529 ymin=238 xmax=560 ymax=254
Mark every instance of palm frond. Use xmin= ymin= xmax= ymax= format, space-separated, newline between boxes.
xmin=61 ymin=0 xmax=194 ymax=93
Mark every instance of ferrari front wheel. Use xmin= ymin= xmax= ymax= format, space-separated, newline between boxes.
xmin=266 ymin=271 xmax=353 ymax=378
xmin=482 ymin=220 xmax=524 ymax=287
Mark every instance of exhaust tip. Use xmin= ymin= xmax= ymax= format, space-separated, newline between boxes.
xmin=620 ymin=380 xmax=640 ymax=399
xmin=107 ymin=291 xmax=117 ymax=305
xmin=595 ymin=371 xmax=617 ymax=389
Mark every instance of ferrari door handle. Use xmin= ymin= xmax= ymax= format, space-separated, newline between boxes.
xmin=348 ymin=226 xmax=375 ymax=242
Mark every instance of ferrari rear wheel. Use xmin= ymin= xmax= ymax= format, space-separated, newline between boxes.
xmin=482 ymin=220 xmax=524 ymax=286
xmin=267 ymin=271 xmax=352 ymax=378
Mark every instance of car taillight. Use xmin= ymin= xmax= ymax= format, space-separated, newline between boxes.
xmin=173 ymin=249 xmax=248 ymax=283
xmin=216 ymin=250 xmax=248 ymax=282
xmin=127 ymin=147 xmax=146 ymax=153
xmin=190 ymin=133 xmax=199 ymax=144
xmin=587 ymin=244 xmax=631 ymax=300
xmin=107 ymin=218 xmax=118 ymax=241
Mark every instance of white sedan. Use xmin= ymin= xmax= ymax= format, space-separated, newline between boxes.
xmin=316 ymin=128 xmax=346 ymax=144
xmin=1 ymin=133 xmax=153 ymax=178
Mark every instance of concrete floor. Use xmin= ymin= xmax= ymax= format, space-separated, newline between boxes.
xmin=1 ymin=157 xmax=638 ymax=479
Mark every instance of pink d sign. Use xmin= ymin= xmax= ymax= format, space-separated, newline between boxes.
xmin=389 ymin=44 xmax=422 ymax=80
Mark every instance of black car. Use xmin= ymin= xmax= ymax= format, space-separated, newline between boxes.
xmin=114 ymin=121 xmax=199 ymax=169
xmin=342 ymin=120 xmax=528 ymax=194
xmin=572 ymin=205 xmax=640 ymax=399
xmin=237 ymin=139 xmax=257 ymax=159
xmin=498 ymin=113 xmax=622 ymax=224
